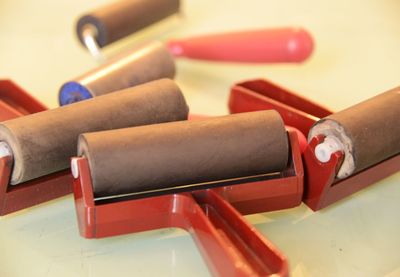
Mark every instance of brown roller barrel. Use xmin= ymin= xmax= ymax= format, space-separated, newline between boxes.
xmin=0 ymin=79 xmax=188 ymax=185
xmin=76 ymin=0 xmax=180 ymax=48
xmin=78 ymin=110 xmax=289 ymax=198
xmin=59 ymin=42 xmax=175 ymax=105
xmin=309 ymin=87 xmax=400 ymax=179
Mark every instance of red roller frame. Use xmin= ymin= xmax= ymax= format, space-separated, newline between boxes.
xmin=3 ymin=78 xmax=397 ymax=275
xmin=229 ymin=79 xmax=332 ymax=138
xmin=72 ymin=131 xmax=303 ymax=277
xmin=0 ymin=80 xmax=72 ymax=215
xmin=303 ymin=136 xmax=400 ymax=210
xmin=229 ymin=79 xmax=400 ymax=211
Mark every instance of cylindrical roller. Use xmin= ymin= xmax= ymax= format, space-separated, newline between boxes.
xmin=59 ymin=41 xmax=175 ymax=105
xmin=78 ymin=110 xmax=289 ymax=198
xmin=76 ymin=0 xmax=180 ymax=48
xmin=0 ymin=79 xmax=188 ymax=185
xmin=308 ymin=87 xmax=400 ymax=179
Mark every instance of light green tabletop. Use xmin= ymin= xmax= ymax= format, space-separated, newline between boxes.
xmin=0 ymin=0 xmax=399 ymax=276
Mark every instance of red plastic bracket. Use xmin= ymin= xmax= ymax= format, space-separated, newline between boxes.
xmin=0 ymin=80 xmax=72 ymax=216
xmin=229 ymin=78 xmax=400 ymax=210
xmin=73 ymin=131 xmax=303 ymax=277
xmin=303 ymin=135 xmax=400 ymax=211
xmin=0 ymin=80 xmax=46 ymax=120
xmin=229 ymin=79 xmax=332 ymax=138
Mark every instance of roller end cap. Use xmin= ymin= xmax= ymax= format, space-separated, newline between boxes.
xmin=59 ymin=82 xmax=93 ymax=106
xmin=71 ymin=158 xmax=80 ymax=179
xmin=314 ymin=136 xmax=344 ymax=163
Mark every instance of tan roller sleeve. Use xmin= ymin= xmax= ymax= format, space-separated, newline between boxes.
xmin=76 ymin=0 xmax=180 ymax=48
xmin=0 ymin=79 xmax=188 ymax=185
xmin=59 ymin=41 xmax=176 ymax=104
xmin=78 ymin=110 xmax=289 ymax=198
xmin=309 ymin=87 xmax=400 ymax=179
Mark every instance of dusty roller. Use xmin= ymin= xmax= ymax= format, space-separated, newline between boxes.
xmin=76 ymin=110 xmax=289 ymax=198
xmin=76 ymin=0 xmax=180 ymax=54
xmin=0 ymin=79 xmax=188 ymax=185
xmin=59 ymin=41 xmax=175 ymax=105
xmin=308 ymin=87 xmax=400 ymax=179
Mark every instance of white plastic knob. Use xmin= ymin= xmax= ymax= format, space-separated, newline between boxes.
xmin=71 ymin=158 xmax=80 ymax=179
xmin=0 ymin=141 xmax=12 ymax=158
xmin=314 ymin=136 xmax=344 ymax=163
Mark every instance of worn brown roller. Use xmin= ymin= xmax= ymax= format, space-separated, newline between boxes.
xmin=59 ymin=41 xmax=175 ymax=105
xmin=0 ymin=79 xmax=188 ymax=185
xmin=76 ymin=0 xmax=180 ymax=48
xmin=309 ymin=87 xmax=400 ymax=179
xmin=78 ymin=110 xmax=289 ymax=198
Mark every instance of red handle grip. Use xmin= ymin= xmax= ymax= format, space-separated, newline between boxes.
xmin=168 ymin=27 xmax=314 ymax=63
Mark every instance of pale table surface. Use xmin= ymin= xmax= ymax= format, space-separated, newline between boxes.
xmin=0 ymin=0 xmax=399 ymax=276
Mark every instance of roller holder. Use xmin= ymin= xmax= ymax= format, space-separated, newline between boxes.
xmin=0 ymin=80 xmax=72 ymax=215
xmin=0 ymin=80 xmax=46 ymax=120
xmin=229 ymin=79 xmax=332 ymax=138
xmin=73 ymin=131 xmax=303 ymax=277
xmin=303 ymin=136 xmax=400 ymax=211
xmin=229 ymin=79 xmax=400 ymax=210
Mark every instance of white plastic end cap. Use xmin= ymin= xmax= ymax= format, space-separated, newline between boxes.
xmin=314 ymin=136 xmax=344 ymax=163
xmin=71 ymin=158 xmax=80 ymax=179
xmin=0 ymin=141 xmax=12 ymax=158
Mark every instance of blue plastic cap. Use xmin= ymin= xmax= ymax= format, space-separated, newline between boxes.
xmin=59 ymin=82 xmax=93 ymax=106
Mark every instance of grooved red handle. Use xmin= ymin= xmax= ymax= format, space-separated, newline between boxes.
xmin=168 ymin=27 xmax=314 ymax=63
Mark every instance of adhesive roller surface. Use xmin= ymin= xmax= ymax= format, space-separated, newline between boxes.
xmin=78 ymin=110 xmax=289 ymax=198
xmin=77 ymin=0 xmax=180 ymax=48
xmin=0 ymin=79 xmax=188 ymax=185
xmin=309 ymin=87 xmax=400 ymax=179
xmin=59 ymin=41 xmax=175 ymax=105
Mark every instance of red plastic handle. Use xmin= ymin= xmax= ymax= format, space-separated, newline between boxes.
xmin=168 ymin=27 xmax=314 ymax=63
